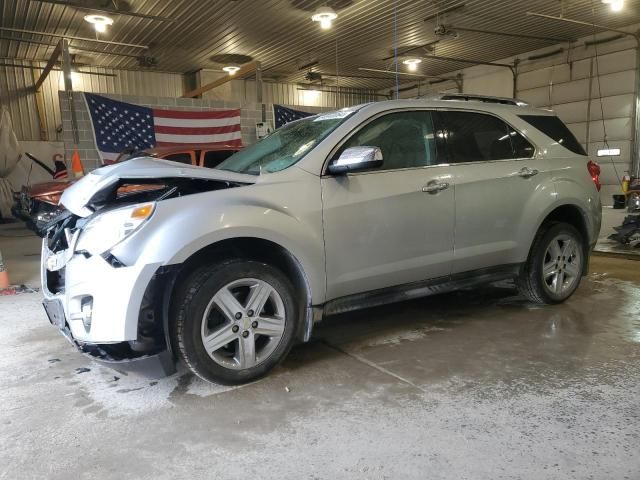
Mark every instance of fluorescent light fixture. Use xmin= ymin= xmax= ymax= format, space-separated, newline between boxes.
xmin=597 ymin=148 xmax=621 ymax=156
xmin=402 ymin=58 xmax=423 ymax=72
xmin=84 ymin=14 xmax=114 ymax=33
xmin=311 ymin=6 xmax=338 ymax=29
xmin=602 ymin=0 xmax=624 ymax=12
xmin=222 ymin=65 xmax=241 ymax=75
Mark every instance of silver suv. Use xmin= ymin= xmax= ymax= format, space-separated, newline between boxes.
xmin=42 ymin=97 xmax=602 ymax=384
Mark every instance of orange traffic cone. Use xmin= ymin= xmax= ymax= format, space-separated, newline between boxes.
xmin=71 ymin=150 xmax=84 ymax=178
xmin=0 ymin=250 xmax=10 ymax=290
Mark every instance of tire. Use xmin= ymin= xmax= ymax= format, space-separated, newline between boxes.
xmin=628 ymin=193 xmax=639 ymax=213
xmin=172 ymin=259 xmax=299 ymax=385
xmin=517 ymin=222 xmax=586 ymax=305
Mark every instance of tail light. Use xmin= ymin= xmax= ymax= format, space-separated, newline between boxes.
xmin=587 ymin=160 xmax=601 ymax=192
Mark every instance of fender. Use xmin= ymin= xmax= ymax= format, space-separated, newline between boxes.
xmin=110 ymin=172 xmax=327 ymax=304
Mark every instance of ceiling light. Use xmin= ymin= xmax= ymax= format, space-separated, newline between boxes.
xmin=311 ymin=6 xmax=338 ymax=29
xmin=602 ymin=0 xmax=624 ymax=12
xmin=84 ymin=14 xmax=114 ymax=33
xmin=222 ymin=65 xmax=241 ymax=75
xmin=402 ymin=58 xmax=422 ymax=72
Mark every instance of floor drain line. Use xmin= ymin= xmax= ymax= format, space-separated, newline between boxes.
xmin=321 ymin=341 xmax=428 ymax=393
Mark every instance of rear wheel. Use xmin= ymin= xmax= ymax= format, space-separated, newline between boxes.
xmin=518 ymin=222 xmax=585 ymax=304
xmin=628 ymin=192 xmax=640 ymax=213
xmin=172 ymin=260 xmax=299 ymax=385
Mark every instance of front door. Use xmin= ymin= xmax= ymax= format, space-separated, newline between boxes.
xmin=321 ymin=110 xmax=455 ymax=300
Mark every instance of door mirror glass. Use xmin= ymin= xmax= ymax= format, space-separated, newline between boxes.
xmin=328 ymin=146 xmax=383 ymax=174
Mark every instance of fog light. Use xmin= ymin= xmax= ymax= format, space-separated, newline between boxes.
xmin=71 ymin=297 xmax=93 ymax=332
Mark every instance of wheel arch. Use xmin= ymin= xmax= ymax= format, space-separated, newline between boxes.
xmin=168 ymin=236 xmax=315 ymax=343
xmin=528 ymin=203 xmax=591 ymax=273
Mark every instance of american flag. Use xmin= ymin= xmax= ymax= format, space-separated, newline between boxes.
xmin=273 ymin=104 xmax=313 ymax=129
xmin=85 ymin=93 xmax=242 ymax=162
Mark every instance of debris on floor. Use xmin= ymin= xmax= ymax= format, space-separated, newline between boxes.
xmin=608 ymin=214 xmax=640 ymax=247
xmin=0 ymin=284 xmax=40 ymax=295
xmin=75 ymin=367 xmax=91 ymax=374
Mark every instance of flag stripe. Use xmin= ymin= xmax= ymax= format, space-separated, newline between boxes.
xmin=153 ymin=116 xmax=241 ymax=128
xmin=153 ymin=124 xmax=241 ymax=135
xmin=155 ymin=131 xmax=243 ymax=144
xmin=153 ymin=117 xmax=240 ymax=128
xmin=152 ymin=108 xmax=241 ymax=120
xmin=157 ymin=138 xmax=243 ymax=147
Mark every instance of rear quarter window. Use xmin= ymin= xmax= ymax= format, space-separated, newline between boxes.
xmin=519 ymin=115 xmax=587 ymax=156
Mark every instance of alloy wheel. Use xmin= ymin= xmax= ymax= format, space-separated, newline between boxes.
xmin=541 ymin=234 xmax=583 ymax=296
xmin=200 ymin=278 xmax=286 ymax=370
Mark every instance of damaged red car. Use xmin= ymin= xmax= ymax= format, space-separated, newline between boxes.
xmin=12 ymin=143 xmax=241 ymax=235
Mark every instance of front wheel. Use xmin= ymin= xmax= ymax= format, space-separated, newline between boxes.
xmin=172 ymin=260 xmax=299 ymax=385
xmin=518 ymin=222 xmax=586 ymax=304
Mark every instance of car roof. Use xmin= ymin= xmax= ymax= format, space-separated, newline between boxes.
xmin=354 ymin=98 xmax=556 ymax=117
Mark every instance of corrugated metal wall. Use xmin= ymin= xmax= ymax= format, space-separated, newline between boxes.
xmin=199 ymin=70 xmax=378 ymax=108
xmin=0 ymin=63 xmax=184 ymax=141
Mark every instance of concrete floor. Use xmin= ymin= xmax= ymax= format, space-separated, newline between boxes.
xmin=1 ymin=223 xmax=639 ymax=480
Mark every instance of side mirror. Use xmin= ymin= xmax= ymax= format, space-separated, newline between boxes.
xmin=327 ymin=146 xmax=383 ymax=175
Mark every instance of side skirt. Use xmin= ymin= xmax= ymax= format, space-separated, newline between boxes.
xmin=320 ymin=264 xmax=522 ymax=317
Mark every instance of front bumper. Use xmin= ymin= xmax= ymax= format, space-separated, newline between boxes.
xmin=42 ymin=239 xmax=176 ymax=377
xmin=42 ymin=238 xmax=161 ymax=343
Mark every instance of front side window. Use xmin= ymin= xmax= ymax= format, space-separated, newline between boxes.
xmin=439 ymin=111 xmax=533 ymax=163
xmin=339 ymin=111 xmax=438 ymax=170
xmin=218 ymin=109 xmax=356 ymax=175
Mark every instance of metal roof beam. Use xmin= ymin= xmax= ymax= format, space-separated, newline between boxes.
xmin=0 ymin=26 xmax=149 ymax=49
xmin=32 ymin=0 xmax=175 ymax=22
xmin=526 ymin=12 xmax=638 ymax=39
xmin=0 ymin=34 xmax=140 ymax=58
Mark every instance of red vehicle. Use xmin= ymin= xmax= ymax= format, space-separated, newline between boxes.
xmin=13 ymin=144 xmax=241 ymax=235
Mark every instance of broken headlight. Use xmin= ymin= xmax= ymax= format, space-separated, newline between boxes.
xmin=76 ymin=202 xmax=155 ymax=256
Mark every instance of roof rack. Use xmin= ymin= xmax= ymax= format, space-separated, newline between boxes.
xmin=436 ymin=93 xmax=529 ymax=107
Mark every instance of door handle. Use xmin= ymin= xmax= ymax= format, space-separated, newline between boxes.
xmin=422 ymin=181 xmax=450 ymax=194
xmin=517 ymin=166 xmax=539 ymax=178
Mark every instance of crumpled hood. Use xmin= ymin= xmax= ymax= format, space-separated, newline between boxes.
xmin=60 ymin=156 xmax=256 ymax=217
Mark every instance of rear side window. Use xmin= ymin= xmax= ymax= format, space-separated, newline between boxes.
xmin=519 ymin=115 xmax=587 ymax=156
xmin=439 ymin=111 xmax=534 ymax=163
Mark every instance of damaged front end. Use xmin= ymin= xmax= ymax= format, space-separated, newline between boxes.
xmin=42 ymin=157 xmax=256 ymax=377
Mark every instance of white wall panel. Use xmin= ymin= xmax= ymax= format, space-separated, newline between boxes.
xmin=588 ymin=94 xmax=634 ymax=121
xmin=551 ymin=78 xmax=590 ymax=105
xmin=588 ymin=117 xmax=633 ymax=142
xmin=552 ymin=101 xmax=588 ymax=125
xmin=518 ymin=87 xmax=551 ymax=107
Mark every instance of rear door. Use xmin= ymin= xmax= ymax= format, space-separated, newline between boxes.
xmin=438 ymin=109 xmax=549 ymax=273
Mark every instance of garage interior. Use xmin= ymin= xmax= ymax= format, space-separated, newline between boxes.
xmin=1 ymin=0 xmax=640 ymax=478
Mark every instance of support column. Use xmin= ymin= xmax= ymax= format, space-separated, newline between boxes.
xmin=61 ymin=38 xmax=79 ymax=145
